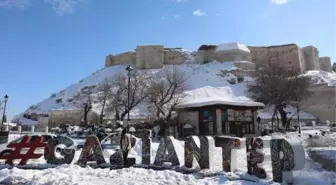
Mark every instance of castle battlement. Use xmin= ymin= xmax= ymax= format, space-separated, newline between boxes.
xmin=105 ymin=42 xmax=333 ymax=73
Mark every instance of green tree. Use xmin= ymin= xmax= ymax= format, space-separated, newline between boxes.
xmin=332 ymin=63 xmax=336 ymax=72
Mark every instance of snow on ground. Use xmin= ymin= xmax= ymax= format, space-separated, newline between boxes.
xmin=302 ymin=70 xmax=336 ymax=86
xmin=0 ymin=130 xmax=336 ymax=185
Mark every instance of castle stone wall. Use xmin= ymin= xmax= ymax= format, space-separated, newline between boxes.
xmin=233 ymin=61 xmax=256 ymax=70
xmin=319 ymin=57 xmax=332 ymax=72
xmin=302 ymin=46 xmax=320 ymax=71
xmin=196 ymin=49 xmax=252 ymax=64
xmin=136 ymin=45 xmax=164 ymax=69
xmin=105 ymin=52 xmax=136 ymax=67
xmin=104 ymin=43 xmax=332 ymax=73
xmin=195 ymin=50 xmax=205 ymax=64
xmin=248 ymin=44 xmax=304 ymax=72
xmin=164 ymin=49 xmax=186 ymax=65
xmin=247 ymin=47 xmax=269 ymax=69
xmin=301 ymin=84 xmax=336 ymax=122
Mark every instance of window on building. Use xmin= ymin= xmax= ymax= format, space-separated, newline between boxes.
xmin=221 ymin=109 xmax=228 ymax=133
xmin=199 ymin=109 xmax=216 ymax=135
xmin=229 ymin=122 xmax=237 ymax=135
xmin=222 ymin=122 xmax=227 ymax=134
xmin=242 ymin=122 xmax=255 ymax=134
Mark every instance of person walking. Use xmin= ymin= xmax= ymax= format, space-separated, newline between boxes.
xmin=120 ymin=128 xmax=131 ymax=167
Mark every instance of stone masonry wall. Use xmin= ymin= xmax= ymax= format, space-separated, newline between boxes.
xmin=301 ymin=84 xmax=336 ymax=122
xmin=104 ymin=43 xmax=332 ymax=73
xmin=164 ymin=49 xmax=186 ymax=65
xmin=196 ymin=49 xmax=251 ymax=64
xmin=105 ymin=52 xmax=136 ymax=67
xmin=302 ymin=46 xmax=320 ymax=71
xmin=248 ymin=44 xmax=304 ymax=72
xmin=136 ymin=45 xmax=164 ymax=69
xmin=319 ymin=57 xmax=332 ymax=72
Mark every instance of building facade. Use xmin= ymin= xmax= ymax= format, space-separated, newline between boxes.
xmin=48 ymin=109 xmax=99 ymax=127
xmin=177 ymin=104 xmax=263 ymax=138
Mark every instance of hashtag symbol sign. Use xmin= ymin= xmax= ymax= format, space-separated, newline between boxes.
xmin=0 ymin=135 xmax=46 ymax=166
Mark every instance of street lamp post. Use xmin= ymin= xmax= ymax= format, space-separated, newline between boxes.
xmin=1 ymin=95 xmax=9 ymax=132
xmin=125 ymin=65 xmax=133 ymax=130
xmin=297 ymin=103 xmax=301 ymax=134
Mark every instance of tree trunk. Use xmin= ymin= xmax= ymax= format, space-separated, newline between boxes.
xmin=115 ymin=108 xmax=120 ymax=121
xmin=278 ymin=107 xmax=287 ymax=130
xmin=271 ymin=108 xmax=277 ymax=132
xmin=100 ymin=98 xmax=107 ymax=125
xmin=275 ymin=113 xmax=279 ymax=132
xmin=84 ymin=111 xmax=88 ymax=125
xmin=121 ymin=110 xmax=128 ymax=121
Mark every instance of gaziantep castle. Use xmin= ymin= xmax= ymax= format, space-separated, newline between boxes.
xmin=105 ymin=42 xmax=335 ymax=122
xmin=105 ymin=42 xmax=333 ymax=73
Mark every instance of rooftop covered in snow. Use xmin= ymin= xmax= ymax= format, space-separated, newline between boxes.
xmin=175 ymin=86 xmax=265 ymax=109
xmin=215 ymin=42 xmax=250 ymax=53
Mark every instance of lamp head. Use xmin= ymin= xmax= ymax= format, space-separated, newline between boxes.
xmin=125 ymin=65 xmax=133 ymax=71
xmin=4 ymin=95 xmax=8 ymax=101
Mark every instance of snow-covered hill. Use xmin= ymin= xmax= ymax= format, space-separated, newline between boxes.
xmin=22 ymin=58 xmax=336 ymax=124
xmin=302 ymin=70 xmax=336 ymax=86
xmin=23 ymin=61 xmax=254 ymax=121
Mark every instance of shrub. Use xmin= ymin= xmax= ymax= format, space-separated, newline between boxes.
xmin=218 ymin=70 xmax=229 ymax=77
xmin=227 ymin=78 xmax=237 ymax=85
xmin=81 ymin=85 xmax=97 ymax=94
xmin=55 ymin=98 xmax=62 ymax=103
xmin=203 ymin=59 xmax=211 ymax=64
xmin=237 ymin=76 xmax=244 ymax=83
xmin=50 ymin=93 xmax=56 ymax=98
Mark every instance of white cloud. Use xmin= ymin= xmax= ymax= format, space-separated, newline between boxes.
xmin=0 ymin=0 xmax=86 ymax=15
xmin=192 ymin=9 xmax=206 ymax=16
xmin=270 ymin=0 xmax=288 ymax=5
xmin=174 ymin=14 xmax=181 ymax=18
xmin=0 ymin=0 xmax=31 ymax=9
xmin=45 ymin=0 xmax=85 ymax=16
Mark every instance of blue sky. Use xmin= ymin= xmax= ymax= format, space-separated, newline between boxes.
xmin=0 ymin=0 xmax=335 ymax=119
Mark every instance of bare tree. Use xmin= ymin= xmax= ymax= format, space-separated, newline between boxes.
xmin=73 ymin=88 xmax=93 ymax=126
xmin=147 ymin=66 xmax=188 ymax=122
xmin=106 ymin=70 xmax=149 ymax=121
xmin=248 ymin=64 xmax=311 ymax=132
xmin=96 ymin=78 xmax=113 ymax=125
xmin=11 ymin=114 xmax=21 ymax=124
xmin=284 ymin=75 xmax=312 ymax=131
